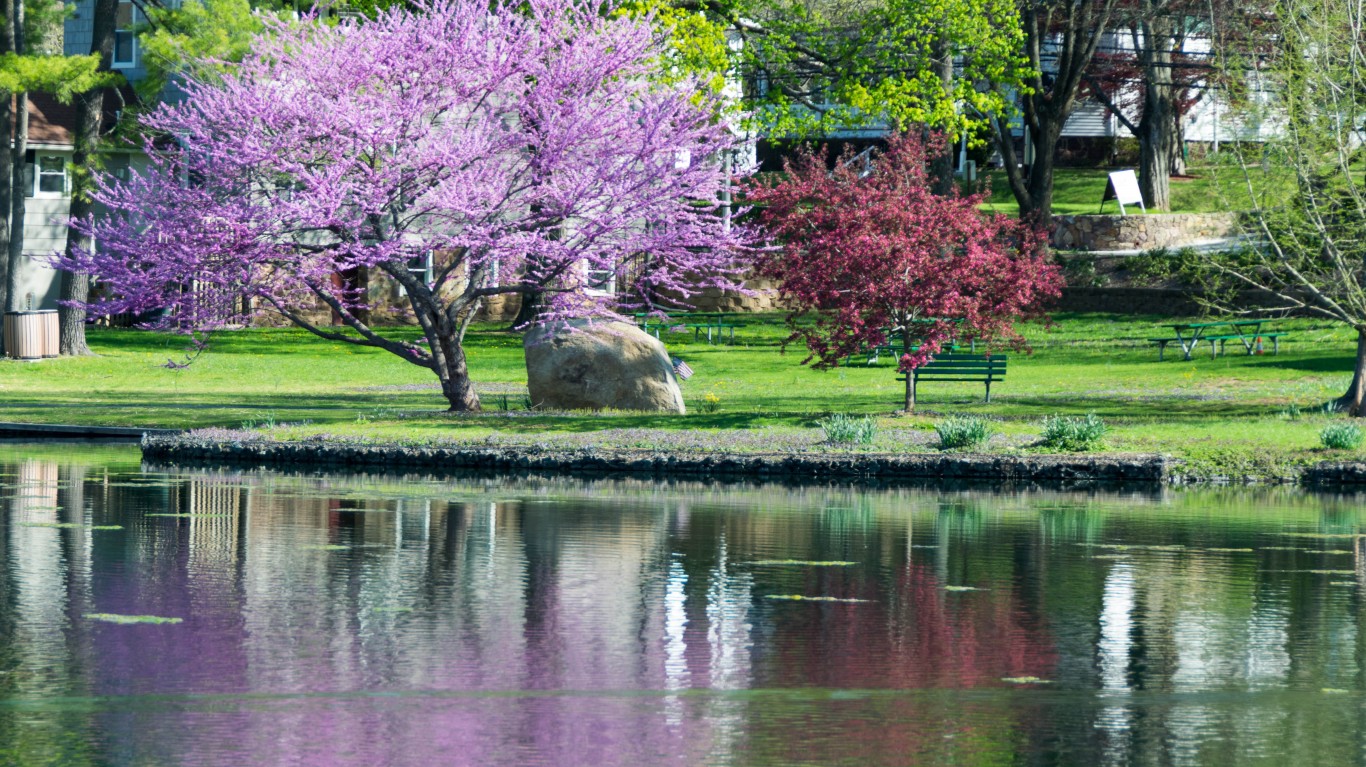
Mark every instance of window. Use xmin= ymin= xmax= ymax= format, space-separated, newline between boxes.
xmin=398 ymin=251 xmax=433 ymax=296
xmin=113 ymin=1 xmax=137 ymax=69
xmin=105 ymin=154 xmax=131 ymax=183
xmin=584 ymin=261 xmax=615 ymax=295
xmin=34 ymin=155 xmax=67 ymax=197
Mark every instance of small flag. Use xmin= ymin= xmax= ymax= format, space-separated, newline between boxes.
xmin=671 ymin=357 xmax=694 ymax=380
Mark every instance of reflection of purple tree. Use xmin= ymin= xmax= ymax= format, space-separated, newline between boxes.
xmin=84 ymin=481 xmax=252 ymax=766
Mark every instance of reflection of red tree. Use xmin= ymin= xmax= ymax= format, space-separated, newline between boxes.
xmin=761 ymin=563 xmax=1057 ymax=689
xmin=751 ymin=564 xmax=1057 ymax=764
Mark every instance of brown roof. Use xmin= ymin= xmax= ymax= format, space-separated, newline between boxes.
xmin=27 ymin=92 xmax=78 ymax=146
xmin=21 ymin=87 xmax=140 ymax=148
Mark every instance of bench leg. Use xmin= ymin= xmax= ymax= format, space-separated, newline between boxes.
xmin=984 ymin=380 xmax=992 ymax=403
xmin=1273 ymin=337 xmax=1280 ymax=355
xmin=1158 ymin=341 xmax=1166 ymax=362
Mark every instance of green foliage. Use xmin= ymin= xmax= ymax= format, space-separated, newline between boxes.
xmin=1186 ymin=0 xmax=1366 ymax=340
xmin=618 ymin=0 xmax=731 ymax=99
xmin=138 ymin=0 xmax=290 ymax=99
xmin=819 ymin=413 xmax=877 ymax=445
xmin=1039 ymin=413 xmax=1107 ymax=451
xmin=1125 ymin=246 xmax=1206 ymax=286
xmin=0 ymin=53 xmax=120 ymax=99
xmin=715 ymin=0 xmax=1033 ymax=137
xmin=1320 ymin=423 xmax=1362 ymax=450
xmin=25 ymin=0 xmax=70 ymax=55
xmin=935 ymin=415 xmax=992 ymax=450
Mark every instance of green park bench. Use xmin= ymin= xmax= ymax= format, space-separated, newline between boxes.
xmin=896 ymin=353 xmax=1007 ymax=403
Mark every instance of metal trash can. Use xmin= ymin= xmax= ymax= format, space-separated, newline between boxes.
xmin=4 ymin=310 xmax=58 ymax=359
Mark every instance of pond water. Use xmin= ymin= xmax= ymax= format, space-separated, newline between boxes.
xmin=3 ymin=444 xmax=1366 ymax=765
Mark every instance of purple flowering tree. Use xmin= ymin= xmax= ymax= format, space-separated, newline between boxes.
xmin=59 ymin=0 xmax=750 ymax=412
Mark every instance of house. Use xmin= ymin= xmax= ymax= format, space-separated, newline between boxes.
xmin=9 ymin=95 xmax=79 ymax=311
xmin=5 ymin=0 xmax=146 ymax=311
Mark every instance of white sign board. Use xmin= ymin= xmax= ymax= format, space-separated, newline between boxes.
xmin=1100 ymin=169 xmax=1146 ymax=215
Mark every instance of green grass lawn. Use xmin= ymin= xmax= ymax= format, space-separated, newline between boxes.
xmin=976 ymin=162 xmax=1292 ymax=218
xmin=2 ymin=313 xmax=1363 ymax=478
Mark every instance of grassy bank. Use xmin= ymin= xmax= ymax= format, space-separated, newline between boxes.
xmin=1 ymin=313 xmax=1362 ymax=480
xmin=977 ymin=162 xmax=1290 ymax=217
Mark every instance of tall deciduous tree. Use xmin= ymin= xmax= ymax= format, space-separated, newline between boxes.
xmin=57 ymin=0 xmax=118 ymax=356
xmin=60 ymin=0 xmax=751 ymax=412
xmin=1083 ymin=0 xmax=1267 ymax=211
xmin=988 ymin=0 xmax=1119 ymax=229
xmin=692 ymin=0 xmax=1032 ymax=177
xmin=1194 ymin=0 xmax=1366 ymax=415
xmin=747 ymin=133 xmax=1062 ymax=412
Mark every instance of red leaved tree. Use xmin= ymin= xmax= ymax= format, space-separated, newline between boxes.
xmin=748 ymin=134 xmax=1063 ymax=412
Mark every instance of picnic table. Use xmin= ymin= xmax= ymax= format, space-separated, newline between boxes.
xmin=634 ymin=313 xmax=738 ymax=345
xmin=859 ymin=321 xmax=976 ymax=365
xmin=1149 ymin=320 xmax=1289 ymax=361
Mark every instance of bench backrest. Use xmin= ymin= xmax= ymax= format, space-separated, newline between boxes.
xmin=914 ymin=354 xmax=1007 ymax=379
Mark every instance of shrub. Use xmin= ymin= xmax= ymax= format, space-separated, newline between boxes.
xmin=936 ymin=415 xmax=992 ymax=450
xmin=1127 ymin=246 xmax=1202 ymax=286
xmin=1039 ymin=414 xmax=1108 ymax=451
xmin=1320 ymin=423 xmax=1363 ymax=450
xmin=820 ymin=414 xmax=878 ymax=445
xmin=1055 ymin=254 xmax=1107 ymax=287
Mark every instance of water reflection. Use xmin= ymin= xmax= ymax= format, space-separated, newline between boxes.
xmin=3 ymin=449 xmax=1366 ymax=764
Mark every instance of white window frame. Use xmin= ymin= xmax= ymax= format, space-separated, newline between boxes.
xmin=33 ymin=154 xmax=67 ymax=198
xmin=583 ymin=260 xmax=616 ymax=296
xmin=112 ymin=2 xmax=138 ymax=69
xmin=398 ymin=251 xmax=433 ymax=297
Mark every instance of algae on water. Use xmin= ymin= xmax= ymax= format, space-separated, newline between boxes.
xmin=749 ymin=560 xmax=857 ymax=567
xmin=765 ymin=595 xmax=872 ymax=603
xmin=85 ymin=613 xmax=183 ymax=625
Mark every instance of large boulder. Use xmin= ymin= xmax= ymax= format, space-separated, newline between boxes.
xmin=524 ymin=320 xmax=686 ymax=413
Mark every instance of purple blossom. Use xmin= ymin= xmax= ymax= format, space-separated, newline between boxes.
xmin=60 ymin=0 xmax=753 ymax=411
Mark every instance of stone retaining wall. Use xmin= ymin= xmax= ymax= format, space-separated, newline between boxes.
xmin=142 ymin=435 xmax=1169 ymax=484
xmin=141 ymin=436 xmax=1366 ymax=486
xmin=1051 ymin=213 xmax=1239 ymax=252
xmin=686 ymin=277 xmax=785 ymax=313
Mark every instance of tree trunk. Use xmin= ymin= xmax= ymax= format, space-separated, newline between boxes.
xmin=1335 ymin=328 xmax=1366 ymax=416
xmin=59 ymin=0 xmax=118 ymax=357
xmin=5 ymin=0 xmax=24 ymax=315
xmin=928 ymin=37 xmax=955 ymax=196
xmin=510 ymin=286 xmax=542 ymax=329
xmin=1169 ymin=114 xmax=1187 ymax=177
xmin=1138 ymin=15 xmax=1174 ymax=212
xmin=60 ymin=93 xmax=103 ymax=356
xmin=901 ymin=329 xmax=915 ymax=412
xmin=6 ymin=90 xmax=26 ymax=313
xmin=434 ymin=335 xmax=481 ymax=411
xmin=1023 ymin=124 xmax=1059 ymax=231
xmin=0 ymin=0 xmax=14 ymax=324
